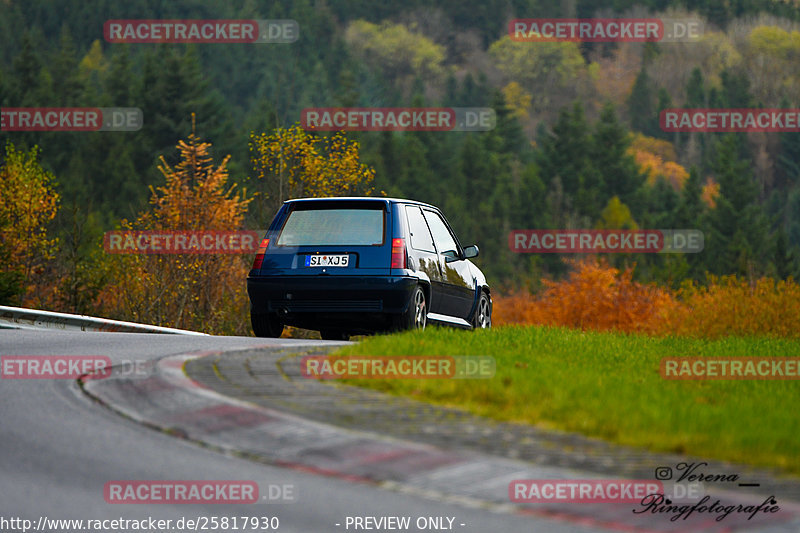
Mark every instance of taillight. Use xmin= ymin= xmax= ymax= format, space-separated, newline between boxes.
xmin=391 ymin=238 xmax=406 ymax=269
xmin=252 ymin=238 xmax=269 ymax=270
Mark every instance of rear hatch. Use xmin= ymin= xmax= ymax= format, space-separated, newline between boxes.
xmin=254 ymin=199 xmax=392 ymax=276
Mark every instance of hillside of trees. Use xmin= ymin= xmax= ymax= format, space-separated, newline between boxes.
xmin=3 ymin=0 xmax=800 ymax=319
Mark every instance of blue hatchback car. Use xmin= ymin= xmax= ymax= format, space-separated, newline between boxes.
xmin=247 ymin=197 xmax=492 ymax=340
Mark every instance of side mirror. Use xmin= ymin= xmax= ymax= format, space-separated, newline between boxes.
xmin=463 ymin=245 xmax=479 ymax=259
xmin=442 ymin=250 xmax=459 ymax=263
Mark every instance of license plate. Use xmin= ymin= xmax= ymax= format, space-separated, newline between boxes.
xmin=305 ymin=254 xmax=349 ymax=267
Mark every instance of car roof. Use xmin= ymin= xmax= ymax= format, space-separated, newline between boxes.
xmin=283 ymin=197 xmax=437 ymax=209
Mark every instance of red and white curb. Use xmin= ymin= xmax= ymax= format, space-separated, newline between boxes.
xmin=81 ymin=349 xmax=800 ymax=533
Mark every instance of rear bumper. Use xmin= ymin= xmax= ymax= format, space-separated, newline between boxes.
xmin=247 ymin=275 xmax=418 ymax=333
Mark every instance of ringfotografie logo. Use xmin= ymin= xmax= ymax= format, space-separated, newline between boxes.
xmin=637 ymin=463 xmax=779 ymax=523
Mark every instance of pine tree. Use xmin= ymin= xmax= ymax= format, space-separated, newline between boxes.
xmin=627 ymin=67 xmax=655 ymax=136
xmin=720 ymin=67 xmax=753 ymax=108
xmin=535 ymin=101 xmax=594 ymax=214
xmin=10 ymin=33 xmax=42 ymax=105
xmin=590 ymin=103 xmax=645 ymax=218
xmin=686 ymin=68 xmax=706 ymax=108
xmin=655 ymin=88 xmax=673 ymax=141
xmin=683 ymin=67 xmax=709 ymax=169
xmin=50 ymin=26 xmax=84 ymax=106
xmin=673 ymin=167 xmax=705 ymax=227
xmin=705 ymin=135 xmax=770 ymax=276
xmin=776 ymin=98 xmax=800 ymax=191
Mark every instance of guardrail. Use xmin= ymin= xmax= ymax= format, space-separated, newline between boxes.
xmin=0 ymin=306 xmax=207 ymax=335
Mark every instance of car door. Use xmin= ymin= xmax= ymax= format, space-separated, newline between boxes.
xmin=403 ymin=205 xmax=446 ymax=314
xmin=421 ymin=208 xmax=475 ymax=321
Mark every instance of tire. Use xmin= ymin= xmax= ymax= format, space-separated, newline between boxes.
xmin=320 ymin=330 xmax=350 ymax=341
xmin=472 ymin=291 xmax=491 ymax=329
xmin=394 ymin=285 xmax=427 ymax=331
xmin=251 ymin=312 xmax=284 ymax=338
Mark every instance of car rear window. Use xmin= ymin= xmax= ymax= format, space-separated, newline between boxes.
xmin=276 ymin=207 xmax=385 ymax=246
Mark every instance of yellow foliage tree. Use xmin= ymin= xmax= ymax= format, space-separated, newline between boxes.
xmin=79 ymin=39 xmax=108 ymax=77
xmin=502 ymin=81 xmax=532 ymax=120
xmin=488 ymin=35 xmax=586 ymax=114
xmin=597 ymin=196 xmax=638 ymax=230
xmin=0 ymin=142 xmax=59 ymax=304
xmin=746 ymin=25 xmax=800 ymax=105
xmin=590 ymin=43 xmax=641 ymax=107
xmin=344 ymin=20 xmax=446 ymax=85
xmin=702 ymin=178 xmax=720 ymax=208
xmin=630 ymin=133 xmax=677 ymax=161
xmin=628 ymin=134 xmax=688 ymax=190
xmin=102 ymin=116 xmax=252 ymax=334
xmin=249 ymin=125 xmax=376 ymax=219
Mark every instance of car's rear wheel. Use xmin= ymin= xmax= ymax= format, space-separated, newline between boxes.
xmin=394 ymin=286 xmax=426 ymax=331
xmin=251 ymin=312 xmax=284 ymax=338
xmin=473 ymin=291 xmax=491 ymax=329
xmin=320 ymin=330 xmax=350 ymax=341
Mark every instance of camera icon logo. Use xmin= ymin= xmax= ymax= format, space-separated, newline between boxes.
xmin=655 ymin=467 xmax=673 ymax=480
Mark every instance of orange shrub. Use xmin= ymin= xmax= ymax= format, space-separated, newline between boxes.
xmin=494 ymin=259 xmax=674 ymax=333
xmin=494 ymin=260 xmax=800 ymax=339
xmin=656 ymin=276 xmax=800 ymax=339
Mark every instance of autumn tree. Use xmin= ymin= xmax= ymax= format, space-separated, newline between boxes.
xmin=488 ymin=35 xmax=587 ymax=118
xmin=344 ymin=20 xmax=446 ymax=94
xmin=745 ymin=25 xmax=800 ymax=106
xmin=0 ymin=142 xmax=59 ymax=305
xmin=628 ymin=133 xmax=689 ymax=190
xmin=103 ymin=116 xmax=252 ymax=334
xmin=249 ymin=125 xmax=376 ymax=222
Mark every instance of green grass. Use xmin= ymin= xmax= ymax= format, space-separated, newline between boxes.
xmin=330 ymin=326 xmax=800 ymax=475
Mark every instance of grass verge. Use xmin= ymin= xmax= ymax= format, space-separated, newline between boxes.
xmin=330 ymin=325 xmax=800 ymax=475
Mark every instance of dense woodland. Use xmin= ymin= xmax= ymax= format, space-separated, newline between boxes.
xmin=3 ymin=0 xmax=800 ymax=318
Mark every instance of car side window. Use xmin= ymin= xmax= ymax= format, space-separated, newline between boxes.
xmin=423 ymin=210 xmax=459 ymax=257
xmin=405 ymin=205 xmax=436 ymax=253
